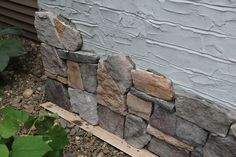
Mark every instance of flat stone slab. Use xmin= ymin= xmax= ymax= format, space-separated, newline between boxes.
xmin=176 ymin=90 xmax=236 ymax=137
xmin=127 ymin=93 xmax=152 ymax=120
xmin=97 ymin=60 xmax=127 ymax=114
xmin=45 ymin=79 xmax=70 ymax=110
xmin=40 ymin=43 xmax=67 ymax=77
xmin=131 ymin=69 xmax=174 ymax=101
xmin=80 ymin=64 xmax=97 ymax=93
xmin=68 ymin=88 xmax=98 ymax=125
xmin=124 ymin=114 xmax=151 ymax=149
xmin=230 ymin=122 xmax=236 ymax=138
xmin=203 ymin=135 xmax=236 ymax=157
xmin=98 ymin=105 xmax=125 ymax=138
xmin=57 ymin=50 xmax=100 ymax=64
xmin=147 ymin=137 xmax=190 ymax=157
xmin=67 ymin=61 xmax=84 ymax=90
xmin=35 ymin=12 xmax=82 ymax=51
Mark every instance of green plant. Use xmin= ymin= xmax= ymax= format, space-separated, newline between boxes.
xmin=0 ymin=27 xmax=25 ymax=72
xmin=0 ymin=106 xmax=69 ymax=157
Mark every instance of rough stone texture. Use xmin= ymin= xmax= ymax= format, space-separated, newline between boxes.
xmin=176 ymin=117 xmax=208 ymax=146
xmin=57 ymin=50 xmax=100 ymax=64
xmin=130 ymin=87 xmax=175 ymax=111
xmin=230 ymin=122 xmax=236 ymax=138
xmin=45 ymin=71 xmax=67 ymax=85
xmin=104 ymin=54 xmax=135 ymax=94
xmin=54 ymin=17 xmax=82 ymax=51
xmin=68 ymin=88 xmax=98 ymax=125
xmin=203 ymin=135 xmax=236 ymax=157
xmin=124 ymin=114 xmax=151 ymax=149
xmin=127 ymin=93 xmax=152 ymax=120
xmin=150 ymin=105 xmax=176 ymax=136
xmin=131 ymin=69 xmax=174 ymax=101
xmin=35 ymin=12 xmax=63 ymax=49
xmin=45 ymin=79 xmax=70 ymax=110
xmin=67 ymin=61 xmax=84 ymax=90
xmin=148 ymin=137 xmax=190 ymax=157
xmin=191 ymin=147 xmax=203 ymax=157
xmin=97 ymin=105 xmax=124 ymax=138
xmin=176 ymin=91 xmax=236 ymax=137
xmin=97 ymin=60 xmax=126 ymax=114
xmin=80 ymin=64 xmax=97 ymax=93
xmin=147 ymin=125 xmax=194 ymax=152
xmin=40 ymin=43 xmax=67 ymax=77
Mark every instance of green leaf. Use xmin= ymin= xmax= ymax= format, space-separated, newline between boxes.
xmin=24 ymin=116 xmax=37 ymax=130
xmin=0 ymin=53 xmax=9 ymax=72
xmin=0 ymin=144 xmax=9 ymax=157
xmin=44 ymin=125 xmax=68 ymax=150
xmin=0 ymin=118 xmax=19 ymax=139
xmin=0 ymin=27 xmax=23 ymax=36
xmin=35 ymin=114 xmax=57 ymax=135
xmin=0 ymin=106 xmax=29 ymax=124
xmin=10 ymin=136 xmax=52 ymax=157
xmin=0 ymin=39 xmax=24 ymax=57
xmin=44 ymin=150 xmax=62 ymax=157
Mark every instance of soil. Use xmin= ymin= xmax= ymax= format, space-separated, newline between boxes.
xmin=0 ymin=38 xmax=129 ymax=157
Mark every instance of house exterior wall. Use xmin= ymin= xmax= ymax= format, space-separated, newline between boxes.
xmin=38 ymin=0 xmax=236 ymax=109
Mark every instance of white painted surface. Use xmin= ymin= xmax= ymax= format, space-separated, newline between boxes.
xmin=38 ymin=0 xmax=236 ymax=109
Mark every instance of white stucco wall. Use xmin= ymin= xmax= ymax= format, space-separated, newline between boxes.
xmin=38 ymin=0 xmax=236 ymax=109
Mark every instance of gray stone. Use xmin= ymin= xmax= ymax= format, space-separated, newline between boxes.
xmin=130 ymin=87 xmax=175 ymax=111
xmin=35 ymin=12 xmax=63 ymax=49
xmin=124 ymin=114 xmax=151 ymax=149
xmin=150 ymin=105 xmax=176 ymax=136
xmin=191 ymin=147 xmax=203 ymax=157
xmin=57 ymin=50 xmax=100 ymax=64
xmin=203 ymin=135 xmax=236 ymax=157
xmin=45 ymin=79 xmax=70 ymax=110
xmin=230 ymin=122 xmax=236 ymax=138
xmin=80 ymin=64 xmax=97 ymax=93
xmin=176 ymin=117 xmax=208 ymax=146
xmin=68 ymin=88 xmax=98 ymax=125
xmin=98 ymin=105 xmax=124 ymax=138
xmin=176 ymin=91 xmax=236 ymax=137
xmin=104 ymin=54 xmax=135 ymax=94
xmin=147 ymin=137 xmax=190 ymax=157
xmin=40 ymin=43 xmax=67 ymax=77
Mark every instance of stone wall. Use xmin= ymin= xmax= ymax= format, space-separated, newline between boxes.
xmin=35 ymin=11 xmax=236 ymax=157
xmin=38 ymin=0 xmax=236 ymax=110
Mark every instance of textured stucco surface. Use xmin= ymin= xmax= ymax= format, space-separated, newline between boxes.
xmin=38 ymin=0 xmax=236 ymax=109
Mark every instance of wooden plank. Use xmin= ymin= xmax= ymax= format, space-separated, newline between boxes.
xmin=0 ymin=1 xmax=36 ymax=17
xmin=0 ymin=7 xmax=34 ymax=25
xmin=8 ymin=0 xmax=38 ymax=9
xmin=41 ymin=102 xmax=158 ymax=157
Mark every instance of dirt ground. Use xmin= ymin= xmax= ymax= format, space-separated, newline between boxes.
xmin=0 ymin=38 xmax=129 ymax=157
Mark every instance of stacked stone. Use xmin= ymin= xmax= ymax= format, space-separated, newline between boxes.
xmin=35 ymin=11 xmax=236 ymax=157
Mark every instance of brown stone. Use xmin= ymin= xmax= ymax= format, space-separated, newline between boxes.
xmin=127 ymin=93 xmax=152 ymax=120
xmin=67 ymin=61 xmax=84 ymax=90
xmin=147 ymin=125 xmax=194 ymax=151
xmin=97 ymin=60 xmax=126 ymax=114
xmin=131 ymin=69 xmax=174 ymax=101
xmin=98 ymin=105 xmax=124 ymax=138
xmin=45 ymin=71 xmax=67 ymax=84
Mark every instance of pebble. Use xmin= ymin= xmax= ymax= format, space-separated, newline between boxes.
xmin=23 ymin=89 xmax=34 ymax=98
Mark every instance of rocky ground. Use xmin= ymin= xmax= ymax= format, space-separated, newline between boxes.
xmin=0 ymin=38 xmax=129 ymax=157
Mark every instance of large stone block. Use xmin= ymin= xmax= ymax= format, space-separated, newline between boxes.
xmin=67 ymin=61 xmax=84 ymax=90
xmin=176 ymin=91 xmax=236 ymax=137
xmin=176 ymin=117 xmax=208 ymax=146
xmin=104 ymin=54 xmax=135 ymax=94
xmin=147 ymin=137 xmax=190 ymax=157
xmin=57 ymin=50 xmax=100 ymax=64
xmin=127 ymin=93 xmax=152 ymax=120
xmin=40 ymin=43 xmax=67 ymax=77
xmin=124 ymin=114 xmax=151 ymax=149
xmin=203 ymin=135 xmax=236 ymax=157
xmin=131 ymin=69 xmax=174 ymax=101
xmin=97 ymin=60 xmax=127 ymax=114
xmin=68 ymin=88 xmax=98 ymax=125
xmin=80 ymin=64 xmax=97 ymax=93
xmin=130 ymin=87 xmax=175 ymax=111
xmin=45 ymin=79 xmax=70 ymax=110
xmin=35 ymin=12 xmax=82 ymax=51
xmin=98 ymin=105 xmax=124 ymax=138
xmin=45 ymin=71 xmax=67 ymax=85
xmin=150 ymin=105 xmax=176 ymax=136
xmin=191 ymin=147 xmax=203 ymax=157
xmin=230 ymin=122 xmax=236 ymax=138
